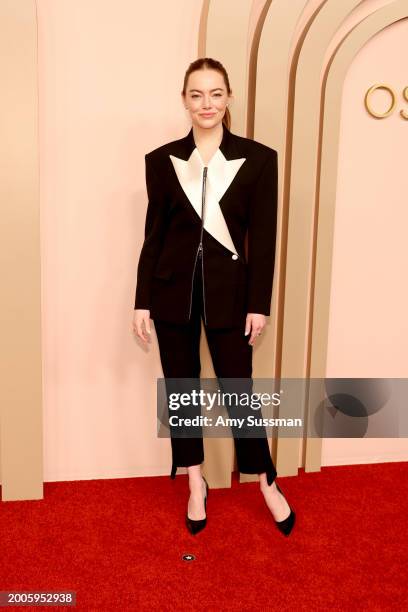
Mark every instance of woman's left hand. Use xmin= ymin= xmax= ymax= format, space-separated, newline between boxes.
xmin=245 ymin=313 xmax=266 ymax=345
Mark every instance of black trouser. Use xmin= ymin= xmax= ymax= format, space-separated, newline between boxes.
xmin=154 ymin=252 xmax=277 ymax=486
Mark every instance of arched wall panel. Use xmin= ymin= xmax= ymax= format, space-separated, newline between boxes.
xmin=310 ymin=2 xmax=408 ymax=468
xmin=0 ymin=0 xmax=43 ymax=500
xmin=252 ymin=0 xmax=368 ymax=477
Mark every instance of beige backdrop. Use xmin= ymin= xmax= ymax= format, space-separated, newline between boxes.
xmin=1 ymin=0 xmax=407 ymax=500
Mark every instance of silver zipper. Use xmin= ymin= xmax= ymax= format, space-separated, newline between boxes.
xmin=188 ymin=245 xmax=200 ymax=319
xmin=188 ymin=166 xmax=208 ymax=322
xmin=200 ymin=242 xmax=207 ymax=324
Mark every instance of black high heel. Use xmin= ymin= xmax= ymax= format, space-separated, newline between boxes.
xmin=186 ymin=476 xmax=209 ymax=535
xmin=274 ymin=482 xmax=296 ymax=536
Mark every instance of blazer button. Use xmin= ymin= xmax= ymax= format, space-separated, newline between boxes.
xmin=232 ymin=254 xmax=238 ymax=260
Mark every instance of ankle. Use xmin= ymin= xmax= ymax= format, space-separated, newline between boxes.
xmin=189 ymin=474 xmax=205 ymax=491
xmin=260 ymin=480 xmax=277 ymax=494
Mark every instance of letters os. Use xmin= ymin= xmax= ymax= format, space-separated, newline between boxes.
xmin=364 ymin=84 xmax=408 ymax=119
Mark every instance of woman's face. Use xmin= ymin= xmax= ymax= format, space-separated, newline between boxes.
xmin=183 ymin=69 xmax=231 ymax=129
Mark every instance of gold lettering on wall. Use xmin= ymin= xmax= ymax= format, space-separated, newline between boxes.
xmin=364 ymin=83 xmax=407 ymax=120
xmin=364 ymin=84 xmax=396 ymax=118
xmin=401 ymin=86 xmax=408 ymax=119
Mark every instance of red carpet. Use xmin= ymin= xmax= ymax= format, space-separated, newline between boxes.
xmin=1 ymin=461 xmax=407 ymax=611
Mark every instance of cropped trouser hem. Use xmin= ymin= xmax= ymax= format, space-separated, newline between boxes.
xmin=170 ymin=463 xmax=276 ymax=486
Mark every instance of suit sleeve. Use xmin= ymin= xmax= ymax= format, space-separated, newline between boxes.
xmin=134 ymin=154 xmax=168 ymax=310
xmin=246 ymin=149 xmax=278 ymax=315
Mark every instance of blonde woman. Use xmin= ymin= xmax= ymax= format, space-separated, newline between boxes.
xmin=133 ymin=58 xmax=295 ymax=537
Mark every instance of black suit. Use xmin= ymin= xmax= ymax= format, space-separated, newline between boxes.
xmin=135 ymin=123 xmax=278 ymax=485
xmin=134 ymin=122 xmax=278 ymax=328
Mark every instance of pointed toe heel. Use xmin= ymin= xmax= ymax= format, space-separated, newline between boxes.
xmin=185 ymin=476 xmax=209 ymax=535
xmin=274 ymin=482 xmax=296 ymax=537
xmin=185 ymin=515 xmax=207 ymax=535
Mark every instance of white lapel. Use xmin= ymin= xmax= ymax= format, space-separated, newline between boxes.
xmin=169 ymin=148 xmax=246 ymax=255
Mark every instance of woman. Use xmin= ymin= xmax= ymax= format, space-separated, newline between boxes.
xmin=132 ymin=58 xmax=295 ymax=537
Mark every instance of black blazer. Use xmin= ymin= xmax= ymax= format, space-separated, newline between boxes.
xmin=134 ymin=122 xmax=278 ymax=328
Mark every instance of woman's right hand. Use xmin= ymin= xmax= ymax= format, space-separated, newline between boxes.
xmin=132 ymin=309 xmax=152 ymax=344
